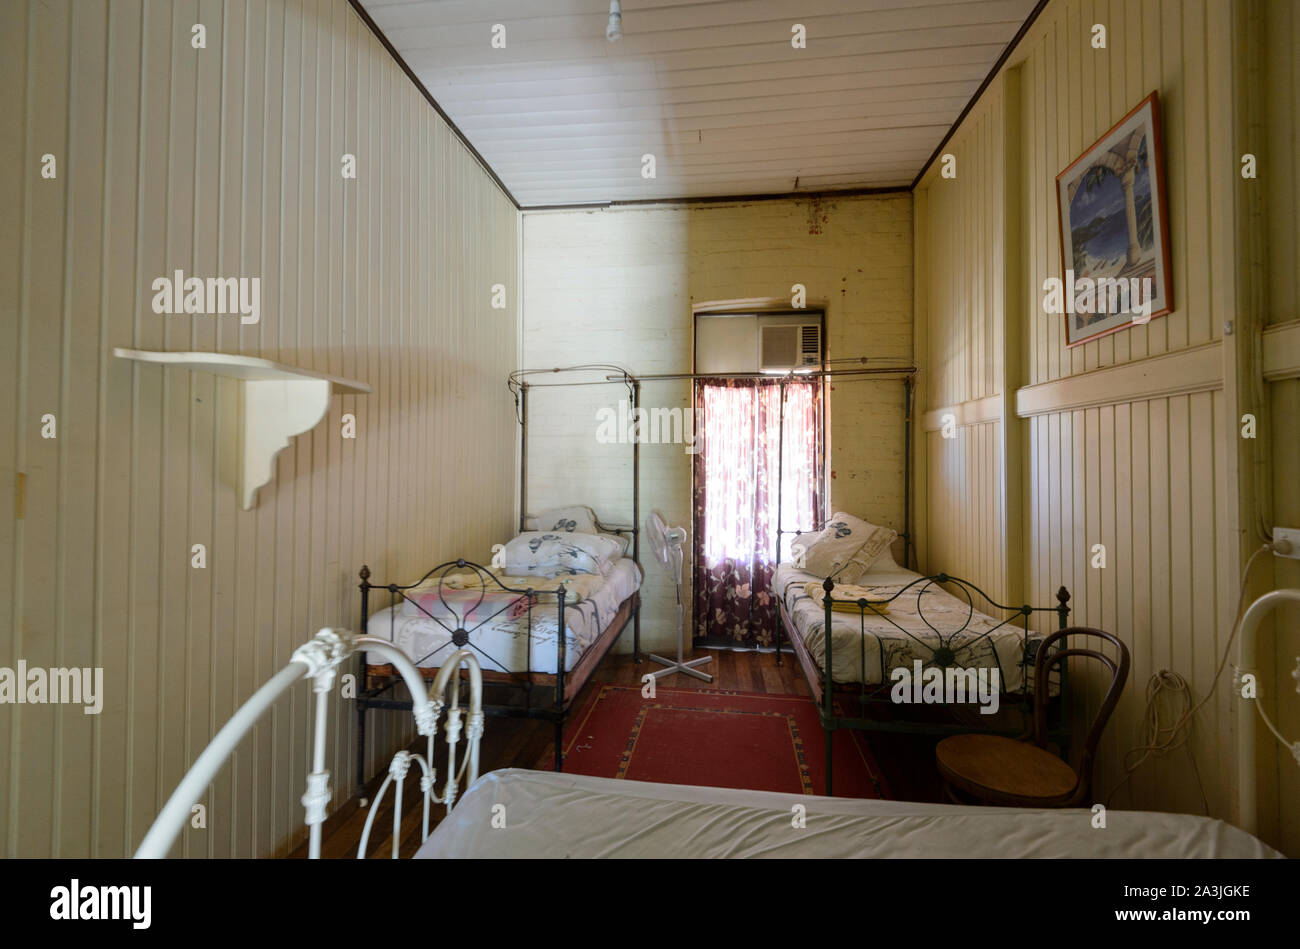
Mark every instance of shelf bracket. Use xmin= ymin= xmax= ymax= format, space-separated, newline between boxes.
xmin=113 ymin=348 xmax=371 ymax=510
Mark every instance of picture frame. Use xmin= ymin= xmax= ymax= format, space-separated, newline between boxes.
xmin=1055 ymin=91 xmax=1173 ymax=347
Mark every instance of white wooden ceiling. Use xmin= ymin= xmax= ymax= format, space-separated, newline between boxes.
xmin=357 ymin=0 xmax=1040 ymax=207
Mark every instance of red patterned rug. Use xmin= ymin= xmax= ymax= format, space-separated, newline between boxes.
xmin=545 ymin=685 xmax=889 ymax=798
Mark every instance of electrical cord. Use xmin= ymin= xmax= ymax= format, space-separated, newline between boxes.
xmin=1105 ymin=542 xmax=1274 ymax=809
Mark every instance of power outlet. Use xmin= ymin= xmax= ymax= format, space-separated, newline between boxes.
xmin=1274 ymin=527 xmax=1300 ymax=560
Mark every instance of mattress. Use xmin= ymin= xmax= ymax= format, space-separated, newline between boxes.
xmin=363 ymin=558 xmax=641 ymax=675
xmin=416 ymin=769 xmax=1281 ymax=859
xmin=777 ymin=560 xmax=1044 ymax=690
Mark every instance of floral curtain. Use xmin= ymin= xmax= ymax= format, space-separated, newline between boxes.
xmin=692 ymin=378 xmax=823 ymax=647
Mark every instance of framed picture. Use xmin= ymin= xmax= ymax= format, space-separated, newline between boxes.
xmin=1055 ymin=91 xmax=1173 ymax=347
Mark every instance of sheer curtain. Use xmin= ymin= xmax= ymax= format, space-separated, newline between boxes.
xmin=692 ymin=378 xmax=823 ymax=646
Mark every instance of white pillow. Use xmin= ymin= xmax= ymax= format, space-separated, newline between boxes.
xmin=503 ymin=531 xmax=621 ymax=577
xmin=530 ymin=505 xmax=598 ymax=534
xmin=861 ymin=544 xmax=900 ymax=572
xmin=601 ymin=531 xmax=631 ymax=558
xmin=799 ymin=513 xmax=897 ymax=584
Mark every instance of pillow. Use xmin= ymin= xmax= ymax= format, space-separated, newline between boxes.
xmin=600 ymin=531 xmax=631 ymax=559
xmin=530 ymin=505 xmax=598 ymax=534
xmin=799 ymin=513 xmax=897 ymax=584
xmin=502 ymin=531 xmax=622 ymax=577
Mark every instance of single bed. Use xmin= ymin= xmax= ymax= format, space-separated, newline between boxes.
xmin=354 ymin=531 xmax=643 ymax=797
xmin=776 ymin=555 xmax=1046 ymax=692
xmin=363 ymin=557 xmax=642 ymax=677
xmin=415 ymin=768 xmax=1281 ymax=859
xmin=773 ymin=540 xmax=1074 ymax=794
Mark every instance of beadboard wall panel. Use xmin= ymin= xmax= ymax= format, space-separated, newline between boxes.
xmin=913 ymin=0 xmax=1296 ymax=852
xmin=0 ymin=0 xmax=519 ymax=858
xmin=923 ymin=422 xmax=1006 ymax=603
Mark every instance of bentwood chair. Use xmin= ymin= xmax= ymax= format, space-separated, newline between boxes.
xmin=935 ymin=626 xmax=1129 ymax=808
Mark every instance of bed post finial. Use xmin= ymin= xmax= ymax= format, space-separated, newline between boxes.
xmin=360 ymin=564 xmax=370 ymax=583
xmin=822 ymin=576 xmax=834 ymax=593
xmin=1056 ymin=586 xmax=1071 ymax=627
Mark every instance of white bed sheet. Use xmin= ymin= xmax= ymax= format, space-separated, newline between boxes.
xmin=363 ymin=558 xmax=641 ymax=675
xmin=777 ymin=559 xmax=1043 ymax=690
xmin=416 ymin=769 xmax=1281 ymax=859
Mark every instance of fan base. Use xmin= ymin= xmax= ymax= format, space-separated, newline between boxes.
xmin=646 ymin=653 xmax=713 ymax=682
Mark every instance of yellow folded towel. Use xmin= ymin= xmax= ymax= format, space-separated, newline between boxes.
xmin=803 ymin=581 xmax=890 ymax=614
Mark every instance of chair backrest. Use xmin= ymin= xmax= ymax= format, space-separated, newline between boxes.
xmin=1032 ymin=626 xmax=1130 ymax=803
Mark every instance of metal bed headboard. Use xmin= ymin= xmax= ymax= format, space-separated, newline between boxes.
xmin=769 ymin=372 xmax=917 ymax=571
xmin=134 ymin=630 xmax=482 ymax=859
xmin=510 ymin=366 xmax=641 ymax=568
xmin=1236 ymin=587 xmax=1300 ymax=836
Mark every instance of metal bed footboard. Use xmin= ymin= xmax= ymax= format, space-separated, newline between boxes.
xmin=136 ymin=629 xmax=481 ymax=859
xmin=354 ymin=557 xmax=639 ymax=797
xmin=778 ymin=572 xmax=1072 ymax=795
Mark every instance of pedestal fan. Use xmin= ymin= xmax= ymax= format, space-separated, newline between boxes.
xmin=644 ymin=511 xmax=712 ymax=682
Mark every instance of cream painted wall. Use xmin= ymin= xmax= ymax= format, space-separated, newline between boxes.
xmin=521 ymin=195 xmax=912 ymax=655
xmin=914 ymin=0 xmax=1297 ymax=854
xmin=0 ymin=0 xmax=519 ymax=857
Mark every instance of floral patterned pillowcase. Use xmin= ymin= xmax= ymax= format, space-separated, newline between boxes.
xmin=502 ymin=531 xmax=623 ymax=578
xmin=800 ymin=512 xmax=897 ymax=584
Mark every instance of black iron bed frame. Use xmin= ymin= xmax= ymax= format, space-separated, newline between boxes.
xmin=763 ymin=373 xmax=1075 ymax=795
xmin=776 ymin=566 xmax=1072 ymax=795
xmin=352 ymin=368 xmax=644 ymax=797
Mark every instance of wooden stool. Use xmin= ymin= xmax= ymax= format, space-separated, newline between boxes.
xmin=935 ymin=626 xmax=1129 ymax=808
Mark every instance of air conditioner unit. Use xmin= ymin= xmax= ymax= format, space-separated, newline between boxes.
xmin=759 ymin=322 xmax=821 ymax=371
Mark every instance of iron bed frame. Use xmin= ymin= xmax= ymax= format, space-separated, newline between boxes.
xmin=353 ymin=367 xmax=644 ymax=797
xmin=760 ymin=373 xmax=1077 ymax=794
xmin=354 ymin=554 xmax=639 ymax=796
xmin=776 ymin=567 xmax=1073 ymax=795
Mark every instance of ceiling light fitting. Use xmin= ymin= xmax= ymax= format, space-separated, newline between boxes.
xmin=606 ymin=1 xmax=622 ymax=42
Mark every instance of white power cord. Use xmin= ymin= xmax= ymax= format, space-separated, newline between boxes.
xmin=1106 ymin=542 xmax=1275 ymax=809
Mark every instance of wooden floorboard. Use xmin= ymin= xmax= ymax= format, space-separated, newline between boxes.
xmin=297 ymin=645 xmax=948 ymax=858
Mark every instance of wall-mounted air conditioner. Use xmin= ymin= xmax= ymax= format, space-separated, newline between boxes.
xmin=759 ymin=322 xmax=821 ymax=370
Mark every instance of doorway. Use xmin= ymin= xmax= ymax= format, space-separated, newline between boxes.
xmin=690 ymin=310 xmax=826 ymax=647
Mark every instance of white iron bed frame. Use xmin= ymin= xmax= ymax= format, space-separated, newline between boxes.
xmin=1236 ymin=587 xmax=1300 ymax=836
xmin=134 ymin=629 xmax=484 ymax=859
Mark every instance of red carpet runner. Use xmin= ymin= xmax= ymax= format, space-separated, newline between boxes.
xmin=547 ymin=686 xmax=888 ymax=798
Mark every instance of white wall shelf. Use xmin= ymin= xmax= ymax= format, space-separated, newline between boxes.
xmin=113 ymin=348 xmax=371 ymax=509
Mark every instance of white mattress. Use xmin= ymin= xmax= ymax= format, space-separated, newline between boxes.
xmin=416 ymin=769 xmax=1281 ymax=859
xmin=777 ymin=560 xmax=1045 ymax=691
xmin=363 ymin=558 xmax=641 ymax=675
